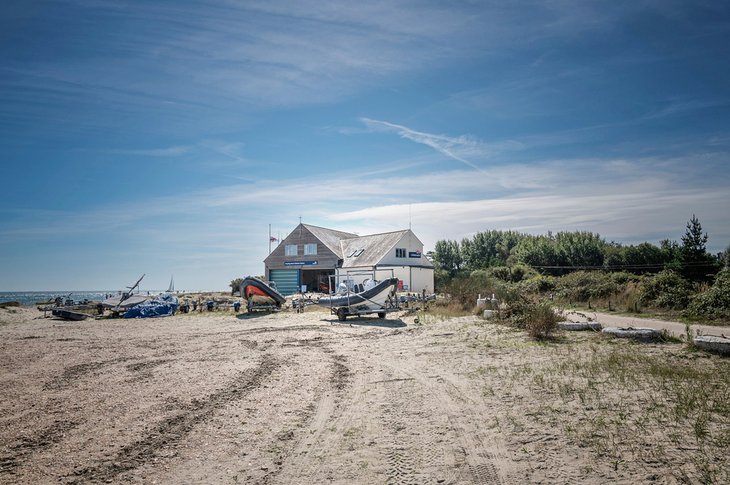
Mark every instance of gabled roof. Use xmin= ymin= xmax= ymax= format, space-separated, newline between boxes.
xmin=340 ymin=230 xmax=411 ymax=268
xmin=302 ymin=224 xmax=358 ymax=258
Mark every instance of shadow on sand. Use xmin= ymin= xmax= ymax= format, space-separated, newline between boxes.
xmin=322 ymin=317 xmax=407 ymax=329
xmin=234 ymin=312 xmax=277 ymax=320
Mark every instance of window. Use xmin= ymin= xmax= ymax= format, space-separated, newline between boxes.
xmin=347 ymin=248 xmax=364 ymax=258
xmin=304 ymin=243 xmax=317 ymax=255
xmin=396 ymin=248 xmax=406 ymax=258
xmin=285 ymin=244 xmax=298 ymax=256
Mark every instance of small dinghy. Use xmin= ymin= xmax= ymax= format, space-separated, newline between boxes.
xmin=317 ymin=277 xmax=399 ymax=320
xmin=51 ymin=308 xmax=89 ymax=321
xmin=240 ymin=276 xmax=286 ymax=312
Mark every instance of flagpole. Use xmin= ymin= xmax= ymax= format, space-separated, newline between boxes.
xmin=269 ymin=224 xmax=272 ymax=254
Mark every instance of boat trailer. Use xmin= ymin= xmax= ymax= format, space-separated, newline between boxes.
xmin=325 ymin=270 xmax=401 ymax=321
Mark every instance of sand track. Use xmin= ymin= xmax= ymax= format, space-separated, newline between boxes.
xmin=2 ymin=306 xmax=727 ymax=483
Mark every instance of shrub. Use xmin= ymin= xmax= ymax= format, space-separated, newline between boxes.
xmin=510 ymin=264 xmax=537 ymax=282
xmin=684 ymin=269 xmax=730 ymax=319
xmin=508 ymin=299 xmax=562 ymax=339
xmin=609 ymin=271 xmax=642 ymax=286
xmin=488 ymin=266 xmax=511 ymax=281
xmin=639 ymin=270 xmax=695 ymax=310
xmin=441 ymin=271 xmax=503 ymax=310
xmin=556 ymin=271 xmax=620 ymax=302
xmin=517 ymin=274 xmax=556 ymax=294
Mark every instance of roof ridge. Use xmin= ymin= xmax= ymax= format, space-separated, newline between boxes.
xmin=358 ymin=229 xmax=410 ymax=237
xmin=301 ymin=223 xmax=358 ymax=236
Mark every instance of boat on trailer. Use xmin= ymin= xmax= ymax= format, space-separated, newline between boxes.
xmin=240 ymin=276 xmax=286 ymax=312
xmin=317 ymin=277 xmax=399 ymax=321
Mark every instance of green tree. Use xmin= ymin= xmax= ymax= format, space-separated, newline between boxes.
xmin=433 ymin=240 xmax=462 ymax=276
xmin=680 ymin=215 xmax=719 ymax=281
xmin=229 ymin=277 xmax=244 ymax=295
xmin=720 ymin=244 xmax=730 ymax=269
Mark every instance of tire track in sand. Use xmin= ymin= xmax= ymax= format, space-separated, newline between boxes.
xmin=271 ymin=350 xmax=364 ymax=484
xmin=392 ymin=357 xmax=515 ymax=485
xmin=69 ymin=354 xmax=278 ymax=483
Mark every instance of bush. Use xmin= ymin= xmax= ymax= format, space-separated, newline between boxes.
xmin=609 ymin=271 xmax=642 ymax=286
xmin=508 ymin=299 xmax=562 ymax=339
xmin=684 ymin=269 xmax=730 ymax=319
xmin=441 ymin=271 xmax=503 ymax=310
xmin=487 ymin=264 xmax=537 ymax=283
xmin=639 ymin=270 xmax=694 ymax=310
xmin=556 ymin=271 xmax=620 ymax=302
xmin=488 ymin=266 xmax=511 ymax=281
xmin=517 ymin=274 xmax=556 ymax=294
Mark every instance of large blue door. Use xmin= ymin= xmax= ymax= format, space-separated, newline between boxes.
xmin=269 ymin=269 xmax=300 ymax=295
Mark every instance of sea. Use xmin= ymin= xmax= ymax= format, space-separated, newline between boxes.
xmin=0 ymin=290 xmax=168 ymax=306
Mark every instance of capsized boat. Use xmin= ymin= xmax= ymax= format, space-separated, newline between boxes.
xmin=317 ymin=277 xmax=399 ymax=311
xmin=51 ymin=308 xmax=89 ymax=321
xmin=240 ymin=276 xmax=286 ymax=307
xmin=124 ymin=293 xmax=178 ymax=318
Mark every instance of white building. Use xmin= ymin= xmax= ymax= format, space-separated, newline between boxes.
xmin=263 ymin=224 xmax=434 ymax=295
xmin=336 ymin=229 xmax=434 ymax=294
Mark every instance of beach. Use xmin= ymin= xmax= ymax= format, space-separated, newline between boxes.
xmin=1 ymin=305 xmax=728 ymax=484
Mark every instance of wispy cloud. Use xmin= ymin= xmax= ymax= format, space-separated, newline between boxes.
xmin=360 ymin=118 xmax=523 ymax=172
xmin=3 ymin=152 xmax=727 ymax=245
xmin=116 ymin=145 xmax=192 ymax=157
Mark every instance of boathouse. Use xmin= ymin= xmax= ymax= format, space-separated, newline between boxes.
xmin=263 ymin=223 xmax=434 ymax=295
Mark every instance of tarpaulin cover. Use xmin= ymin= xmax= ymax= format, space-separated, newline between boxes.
xmin=124 ymin=293 xmax=178 ymax=319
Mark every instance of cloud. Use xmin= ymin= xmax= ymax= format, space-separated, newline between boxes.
xmin=3 ymin=152 xmax=727 ymax=248
xmin=326 ymin=186 xmax=729 ymax=252
xmin=360 ymin=118 xmax=524 ymax=172
xmin=2 ymin=150 xmax=729 ymax=290
xmin=117 ymin=145 xmax=192 ymax=157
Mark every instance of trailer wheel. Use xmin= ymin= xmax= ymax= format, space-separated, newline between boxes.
xmin=337 ymin=308 xmax=347 ymax=321
xmin=377 ymin=312 xmax=386 ymax=319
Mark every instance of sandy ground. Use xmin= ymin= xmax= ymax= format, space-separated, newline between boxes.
xmin=1 ymin=305 xmax=728 ymax=484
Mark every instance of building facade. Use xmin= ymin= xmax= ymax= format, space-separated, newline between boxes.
xmin=263 ymin=224 xmax=434 ymax=295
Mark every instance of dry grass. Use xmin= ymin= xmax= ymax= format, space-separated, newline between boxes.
xmin=498 ymin=338 xmax=730 ymax=483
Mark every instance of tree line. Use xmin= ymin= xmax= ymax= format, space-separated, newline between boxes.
xmin=433 ymin=215 xmax=726 ymax=282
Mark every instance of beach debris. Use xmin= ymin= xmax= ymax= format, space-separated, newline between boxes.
xmin=693 ymin=335 xmax=730 ymax=356
xmin=559 ymin=321 xmax=602 ymax=331
xmin=601 ymin=326 xmax=663 ymax=342
xmin=0 ymin=301 xmax=20 ymax=308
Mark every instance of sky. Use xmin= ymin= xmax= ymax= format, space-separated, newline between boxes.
xmin=1 ymin=0 xmax=729 ymax=291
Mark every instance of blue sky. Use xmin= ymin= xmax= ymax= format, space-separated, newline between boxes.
xmin=1 ymin=0 xmax=729 ymax=291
